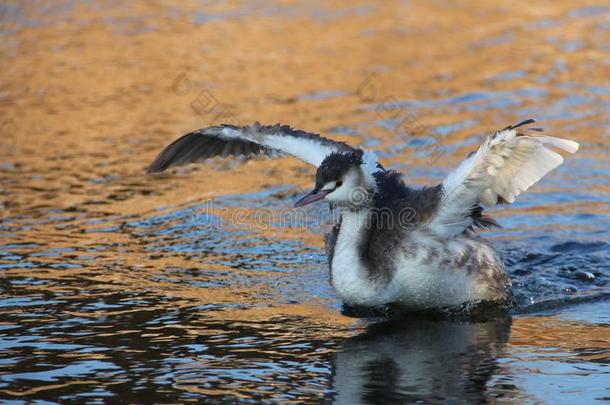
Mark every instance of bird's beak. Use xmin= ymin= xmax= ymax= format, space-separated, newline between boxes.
xmin=294 ymin=188 xmax=330 ymax=207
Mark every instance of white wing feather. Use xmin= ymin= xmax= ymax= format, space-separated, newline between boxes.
xmin=219 ymin=125 xmax=343 ymax=167
xmin=429 ymin=124 xmax=579 ymax=236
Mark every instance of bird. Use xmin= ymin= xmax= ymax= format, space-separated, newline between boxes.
xmin=147 ymin=119 xmax=579 ymax=312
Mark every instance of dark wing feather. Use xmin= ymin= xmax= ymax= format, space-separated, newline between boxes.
xmin=147 ymin=123 xmax=356 ymax=173
xmin=148 ymin=128 xmax=276 ymax=173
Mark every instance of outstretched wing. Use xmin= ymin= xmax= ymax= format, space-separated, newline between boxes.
xmin=428 ymin=119 xmax=579 ymax=236
xmin=147 ymin=123 xmax=356 ymax=172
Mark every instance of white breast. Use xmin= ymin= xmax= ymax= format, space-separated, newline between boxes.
xmin=330 ymin=217 xmax=503 ymax=309
xmin=330 ymin=210 xmax=389 ymax=307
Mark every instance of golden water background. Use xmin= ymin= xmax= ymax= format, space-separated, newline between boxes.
xmin=0 ymin=1 xmax=608 ymax=402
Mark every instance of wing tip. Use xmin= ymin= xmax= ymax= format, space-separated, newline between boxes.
xmin=146 ymin=165 xmax=161 ymax=174
xmin=563 ymin=139 xmax=580 ymax=154
xmin=508 ymin=118 xmax=580 ymax=154
xmin=543 ymin=136 xmax=580 ymax=154
xmin=146 ymin=157 xmax=168 ymax=174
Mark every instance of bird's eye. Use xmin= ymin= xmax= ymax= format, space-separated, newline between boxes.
xmin=336 ymin=181 xmax=343 ymax=188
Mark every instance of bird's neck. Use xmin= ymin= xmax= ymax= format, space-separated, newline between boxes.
xmin=340 ymin=206 xmax=372 ymax=234
xmin=330 ymin=207 xmax=384 ymax=306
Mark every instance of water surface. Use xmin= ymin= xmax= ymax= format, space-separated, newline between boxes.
xmin=0 ymin=0 xmax=609 ymax=403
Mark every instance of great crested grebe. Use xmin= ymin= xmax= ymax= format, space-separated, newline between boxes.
xmin=147 ymin=119 xmax=578 ymax=311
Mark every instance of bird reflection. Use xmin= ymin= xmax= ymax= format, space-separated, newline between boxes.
xmin=329 ymin=315 xmax=512 ymax=404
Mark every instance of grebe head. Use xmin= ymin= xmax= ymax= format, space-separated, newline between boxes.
xmin=294 ymin=151 xmax=374 ymax=208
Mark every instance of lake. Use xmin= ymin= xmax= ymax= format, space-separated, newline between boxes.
xmin=0 ymin=1 xmax=608 ymax=403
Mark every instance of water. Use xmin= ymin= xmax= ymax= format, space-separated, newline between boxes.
xmin=0 ymin=1 xmax=609 ymax=403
